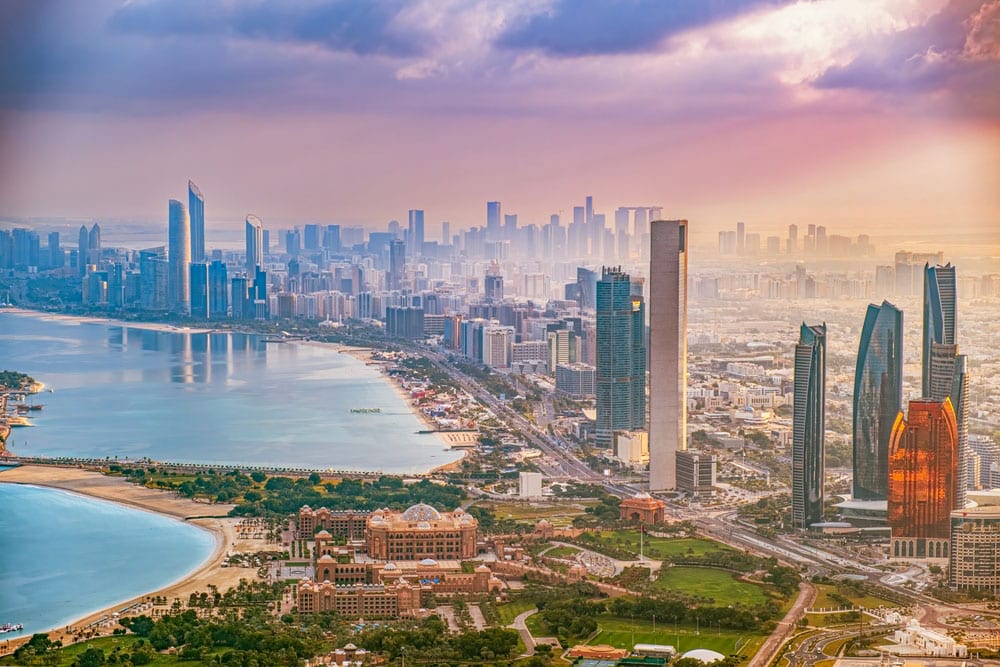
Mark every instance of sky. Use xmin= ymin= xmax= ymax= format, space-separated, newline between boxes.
xmin=0 ymin=0 xmax=998 ymax=237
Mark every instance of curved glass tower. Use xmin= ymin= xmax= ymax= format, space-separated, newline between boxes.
xmin=792 ymin=323 xmax=826 ymax=529
xmin=167 ymin=199 xmax=191 ymax=313
xmin=245 ymin=214 xmax=264 ymax=274
xmin=188 ymin=180 xmax=205 ymax=263
xmin=852 ymin=301 xmax=902 ymax=501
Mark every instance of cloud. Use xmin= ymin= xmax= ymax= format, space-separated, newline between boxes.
xmin=108 ymin=0 xmax=422 ymax=57
xmin=813 ymin=0 xmax=1000 ymax=112
xmin=496 ymin=0 xmax=792 ymax=56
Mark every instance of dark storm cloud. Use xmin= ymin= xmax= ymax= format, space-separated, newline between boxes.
xmin=108 ymin=0 xmax=422 ymax=58
xmin=496 ymin=0 xmax=792 ymax=56
xmin=814 ymin=0 xmax=1000 ymax=112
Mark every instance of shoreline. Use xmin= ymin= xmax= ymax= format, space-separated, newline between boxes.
xmin=1 ymin=306 xmax=216 ymax=335
xmin=0 ymin=465 xmax=255 ymax=653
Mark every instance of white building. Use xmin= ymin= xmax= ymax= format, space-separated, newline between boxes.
xmin=614 ymin=429 xmax=649 ymax=467
xmin=892 ymin=619 xmax=967 ymax=657
xmin=482 ymin=325 xmax=514 ymax=369
xmin=518 ymin=472 xmax=543 ymax=498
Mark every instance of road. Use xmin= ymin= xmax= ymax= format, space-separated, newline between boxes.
xmin=747 ymin=581 xmax=816 ymax=667
xmin=508 ymin=609 xmax=539 ymax=656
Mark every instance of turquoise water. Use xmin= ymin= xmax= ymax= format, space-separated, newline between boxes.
xmin=0 ymin=481 xmax=215 ymax=638
xmin=0 ymin=311 xmax=460 ymax=473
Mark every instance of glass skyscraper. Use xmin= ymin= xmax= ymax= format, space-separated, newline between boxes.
xmin=595 ymin=267 xmax=645 ymax=448
xmin=189 ymin=262 xmax=209 ymax=319
xmin=167 ymin=199 xmax=190 ymax=314
xmin=188 ymin=180 xmax=205 ymax=263
xmin=208 ymin=259 xmax=228 ymax=319
xmin=852 ymin=300 xmax=902 ymax=501
xmin=792 ymin=323 xmax=826 ymax=529
xmin=245 ymin=214 xmax=264 ymax=274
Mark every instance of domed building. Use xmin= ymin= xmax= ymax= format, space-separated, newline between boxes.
xmin=366 ymin=503 xmax=479 ymax=560
xmin=680 ymin=649 xmax=726 ymax=664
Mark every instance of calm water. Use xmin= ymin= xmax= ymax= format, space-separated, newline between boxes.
xmin=0 ymin=311 xmax=460 ymax=472
xmin=0 ymin=480 xmax=215 ymax=638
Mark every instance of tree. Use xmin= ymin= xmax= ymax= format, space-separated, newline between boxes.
xmin=75 ymin=646 xmax=106 ymax=667
xmin=250 ymin=471 xmax=266 ymax=483
xmin=308 ymin=472 xmax=322 ymax=485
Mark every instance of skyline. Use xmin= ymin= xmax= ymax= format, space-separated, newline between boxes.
xmin=0 ymin=0 xmax=998 ymax=234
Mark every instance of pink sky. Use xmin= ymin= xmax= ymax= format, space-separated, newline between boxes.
xmin=0 ymin=0 xmax=997 ymax=236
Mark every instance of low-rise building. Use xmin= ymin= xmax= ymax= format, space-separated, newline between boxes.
xmin=619 ymin=493 xmax=666 ymax=524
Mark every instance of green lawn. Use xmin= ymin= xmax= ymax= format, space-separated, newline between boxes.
xmin=653 ymin=566 xmax=769 ymax=607
xmin=31 ymin=636 xmax=210 ymax=666
xmin=811 ymin=583 xmax=898 ymax=610
xmin=597 ymin=532 xmax=730 ymax=559
xmin=544 ymin=546 xmax=580 ymax=559
xmin=525 ymin=611 xmax=549 ymax=637
xmin=497 ymin=599 xmax=537 ymax=626
xmin=485 ymin=501 xmax=595 ymax=526
xmin=589 ymin=614 xmax=765 ymax=663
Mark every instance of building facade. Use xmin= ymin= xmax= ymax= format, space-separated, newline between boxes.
xmin=649 ymin=220 xmax=688 ymax=490
xmin=188 ymin=180 xmax=205 ymax=263
xmin=792 ymin=323 xmax=826 ymax=529
xmin=852 ymin=300 xmax=903 ymax=501
xmin=245 ymin=215 xmax=264 ymax=274
xmin=366 ymin=504 xmax=478 ymax=561
xmin=167 ymin=199 xmax=191 ymax=313
xmin=888 ymin=398 xmax=958 ymax=559
xmin=949 ymin=507 xmax=1000 ymax=591
xmin=297 ymin=506 xmax=371 ymax=539
xmin=619 ymin=493 xmax=666 ymax=524
xmin=676 ymin=450 xmax=717 ymax=494
xmin=556 ymin=362 xmax=595 ymax=397
xmin=595 ymin=266 xmax=646 ymax=447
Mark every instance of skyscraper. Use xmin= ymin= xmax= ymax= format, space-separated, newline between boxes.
xmin=167 ymin=199 xmax=191 ymax=314
xmin=852 ymin=301 xmax=903 ymax=501
xmin=189 ymin=262 xmax=209 ymax=319
xmin=245 ymin=214 xmax=264 ymax=274
xmin=388 ymin=239 xmax=405 ymax=291
xmin=922 ymin=263 xmax=968 ymax=507
xmin=649 ymin=220 xmax=688 ymax=490
xmin=88 ymin=223 xmax=101 ymax=267
xmin=595 ymin=267 xmax=646 ymax=448
xmin=792 ymin=323 xmax=826 ymax=529
xmin=208 ymin=259 xmax=228 ymax=319
xmin=407 ymin=210 xmax=424 ymax=257
xmin=888 ymin=398 xmax=958 ymax=559
xmin=486 ymin=201 xmax=501 ymax=241
xmin=77 ymin=225 xmax=89 ymax=274
xmin=188 ymin=180 xmax=205 ymax=263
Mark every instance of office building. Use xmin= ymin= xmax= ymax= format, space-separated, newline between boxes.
xmin=388 ymin=239 xmax=405 ymax=291
xmin=613 ymin=429 xmax=648 ymax=467
xmin=852 ymin=300 xmax=903 ymax=501
xmin=78 ymin=225 xmax=89 ymax=274
xmin=407 ymin=209 xmax=424 ymax=257
xmin=245 ymin=214 xmax=264 ymax=273
xmin=482 ymin=324 xmax=514 ymax=369
xmin=486 ymin=201 xmax=501 ymax=240
xmin=649 ymin=220 xmax=688 ymax=490
xmin=188 ymin=180 xmax=205 ymax=263
xmin=556 ymin=362 xmax=595 ymax=398
xmin=518 ymin=472 xmax=543 ymax=498
xmin=167 ymin=199 xmax=191 ymax=313
xmin=303 ymin=223 xmax=320 ymax=251
xmin=106 ymin=263 xmax=125 ymax=309
xmin=922 ymin=263 xmax=968 ymax=508
xmin=484 ymin=274 xmax=504 ymax=302
xmin=949 ymin=507 xmax=1000 ymax=591
xmin=138 ymin=247 xmax=168 ymax=310
xmin=676 ymin=450 xmax=717 ymax=495
xmin=792 ymin=323 xmax=826 ymax=529
xmin=595 ymin=267 xmax=646 ymax=448
xmin=888 ymin=398 xmax=958 ymax=559
xmin=547 ymin=329 xmax=577 ymax=374
xmin=189 ymin=262 xmax=209 ymax=319
xmin=208 ymin=260 xmax=228 ymax=319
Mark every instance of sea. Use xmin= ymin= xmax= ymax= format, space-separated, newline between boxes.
xmin=0 ymin=478 xmax=216 ymax=639
xmin=0 ymin=310 xmax=461 ymax=472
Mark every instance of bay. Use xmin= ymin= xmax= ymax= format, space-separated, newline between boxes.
xmin=0 ymin=481 xmax=215 ymax=639
xmin=0 ymin=311 xmax=460 ymax=472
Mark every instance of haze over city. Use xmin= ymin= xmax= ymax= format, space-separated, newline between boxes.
xmin=1 ymin=0 xmax=998 ymax=236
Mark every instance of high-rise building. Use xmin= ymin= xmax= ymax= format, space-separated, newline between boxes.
xmin=407 ymin=210 xmax=424 ymax=256
xmin=47 ymin=231 xmax=63 ymax=268
xmin=208 ymin=260 xmax=228 ymax=319
xmin=167 ymin=199 xmax=191 ymax=314
xmin=595 ymin=267 xmax=645 ymax=448
xmin=787 ymin=224 xmax=798 ymax=254
xmin=649 ymin=220 xmax=688 ymax=490
xmin=949 ymin=507 xmax=1000 ymax=591
xmin=853 ymin=301 xmax=903 ymax=501
xmin=388 ymin=239 xmax=406 ymax=291
xmin=107 ymin=263 xmax=125 ymax=309
xmin=189 ymin=262 xmax=209 ymax=319
xmin=188 ymin=180 xmax=205 ymax=263
xmin=736 ymin=221 xmax=745 ymax=255
xmin=922 ymin=263 xmax=968 ymax=508
xmin=888 ymin=398 xmax=958 ymax=559
xmin=303 ymin=224 xmax=320 ymax=251
xmin=484 ymin=274 xmax=504 ymax=303
xmin=139 ymin=246 xmax=168 ymax=311
xmin=78 ymin=225 xmax=89 ymax=274
xmin=245 ymin=215 xmax=264 ymax=274
xmin=88 ymin=223 xmax=101 ymax=267
xmin=486 ymin=201 xmax=501 ymax=240
xmin=792 ymin=323 xmax=826 ymax=529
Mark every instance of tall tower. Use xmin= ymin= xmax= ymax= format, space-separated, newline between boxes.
xmin=888 ymin=398 xmax=958 ymax=559
xmin=649 ymin=220 xmax=688 ymax=491
xmin=486 ymin=202 xmax=501 ymax=240
xmin=407 ymin=209 xmax=424 ymax=257
xmin=77 ymin=225 xmax=89 ymax=274
xmin=922 ymin=263 xmax=967 ymax=508
xmin=792 ymin=323 xmax=826 ymax=529
xmin=88 ymin=223 xmax=101 ymax=267
xmin=852 ymin=301 xmax=903 ymax=500
xmin=167 ymin=200 xmax=191 ymax=313
xmin=188 ymin=180 xmax=205 ymax=263
xmin=389 ymin=239 xmax=406 ymax=291
xmin=595 ymin=267 xmax=645 ymax=447
xmin=245 ymin=214 xmax=264 ymax=274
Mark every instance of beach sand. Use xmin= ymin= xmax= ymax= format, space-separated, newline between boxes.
xmin=0 ymin=465 xmax=269 ymax=652
xmin=3 ymin=307 xmax=215 ymax=335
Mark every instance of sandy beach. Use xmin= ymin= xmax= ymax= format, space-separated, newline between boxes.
xmin=0 ymin=465 xmax=270 ymax=652
xmin=2 ymin=307 xmax=216 ymax=335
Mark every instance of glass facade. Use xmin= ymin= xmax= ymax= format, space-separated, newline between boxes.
xmin=188 ymin=180 xmax=205 ymax=263
xmin=595 ymin=267 xmax=645 ymax=447
xmin=792 ymin=323 xmax=825 ymax=528
xmin=852 ymin=300 xmax=902 ymax=500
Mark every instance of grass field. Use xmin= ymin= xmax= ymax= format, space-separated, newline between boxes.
xmin=525 ymin=611 xmax=549 ymax=637
xmin=653 ymin=567 xmax=769 ymax=606
xmin=594 ymin=532 xmax=730 ymax=559
xmin=484 ymin=500 xmax=595 ymax=526
xmin=811 ymin=584 xmax=898 ymax=611
xmin=496 ymin=599 xmax=537 ymax=626
xmin=589 ymin=614 xmax=766 ymax=662
xmin=544 ymin=546 xmax=580 ymax=559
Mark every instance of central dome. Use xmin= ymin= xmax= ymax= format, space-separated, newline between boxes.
xmin=400 ymin=503 xmax=441 ymax=522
